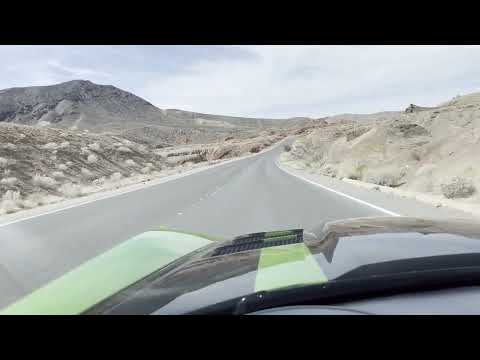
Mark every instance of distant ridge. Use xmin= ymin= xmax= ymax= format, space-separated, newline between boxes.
xmin=0 ymin=80 xmax=316 ymax=132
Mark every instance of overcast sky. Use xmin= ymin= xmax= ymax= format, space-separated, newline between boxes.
xmin=1 ymin=45 xmax=480 ymax=118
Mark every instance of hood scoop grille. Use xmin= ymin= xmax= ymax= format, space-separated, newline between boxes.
xmin=211 ymin=229 xmax=304 ymax=257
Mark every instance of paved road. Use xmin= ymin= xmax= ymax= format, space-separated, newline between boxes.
xmin=0 ymin=140 xmax=384 ymax=307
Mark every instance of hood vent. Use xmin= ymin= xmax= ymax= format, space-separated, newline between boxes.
xmin=211 ymin=229 xmax=304 ymax=257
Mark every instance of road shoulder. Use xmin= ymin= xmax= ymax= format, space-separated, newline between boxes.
xmin=276 ymin=158 xmax=479 ymax=221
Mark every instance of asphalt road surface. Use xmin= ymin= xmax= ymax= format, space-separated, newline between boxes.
xmin=0 ymin=140 xmax=386 ymax=307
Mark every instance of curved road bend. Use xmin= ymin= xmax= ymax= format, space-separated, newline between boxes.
xmin=0 ymin=140 xmax=383 ymax=307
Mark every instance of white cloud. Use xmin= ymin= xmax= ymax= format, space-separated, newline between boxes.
xmin=142 ymin=45 xmax=480 ymax=118
xmin=1 ymin=45 xmax=480 ymax=118
xmin=46 ymin=60 xmax=113 ymax=79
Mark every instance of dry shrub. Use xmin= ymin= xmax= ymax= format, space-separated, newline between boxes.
xmin=58 ymin=183 xmax=83 ymax=198
xmin=0 ymin=177 xmax=18 ymax=186
xmin=87 ymin=154 xmax=98 ymax=163
xmin=32 ymin=175 xmax=57 ymax=189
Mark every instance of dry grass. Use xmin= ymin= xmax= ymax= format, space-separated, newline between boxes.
xmin=0 ymin=190 xmax=22 ymax=214
xmin=42 ymin=142 xmax=58 ymax=150
xmin=0 ymin=177 xmax=18 ymax=186
xmin=124 ymin=159 xmax=136 ymax=167
xmin=0 ymin=157 xmax=10 ymax=168
xmin=32 ymin=175 xmax=57 ymax=189
xmin=88 ymin=142 xmax=101 ymax=151
xmin=87 ymin=154 xmax=98 ymax=163
xmin=80 ymin=168 xmax=94 ymax=179
xmin=117 ymin=146 xmax=132 ymax=154
xmin=110 ymin=172 xmax=123 ymax=182
xmin=52 ymin=171 xmax=65 ymax=179
xmin=58 ymin=183 xmax=83 ymax=198
xmin=1 ymin=143 xmax=16 ymax=150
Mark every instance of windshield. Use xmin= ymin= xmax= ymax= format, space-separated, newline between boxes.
xmin=1 ymin=45 xmax=480 ymax=315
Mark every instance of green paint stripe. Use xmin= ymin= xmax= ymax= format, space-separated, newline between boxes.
xmin=1 ymin=231 xmax=211 ymax=315
xmin=255 ymin=243 xmax=328 ymax=292
xmin=264 ymin=230 xmax=295 ymax=238
xmin=264 ymin=235 xmax=297 ymax=243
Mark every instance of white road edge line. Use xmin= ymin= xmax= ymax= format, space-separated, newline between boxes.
xmin=274 ymin=159 xmax=401 ymax=217
xmin=0 ymin=137 xmax=288 ymax=228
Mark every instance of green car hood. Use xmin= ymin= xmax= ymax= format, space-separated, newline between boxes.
xmin=1 ymin=229 xmax=214 ymax=315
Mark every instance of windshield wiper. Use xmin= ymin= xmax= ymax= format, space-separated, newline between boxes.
xmin=188 ymin=266 xmax=480 ymax=315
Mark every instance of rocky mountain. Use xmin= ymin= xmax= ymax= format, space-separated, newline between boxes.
xmin=0 ymin=80 xmax=165 ymax=130
xmin=0 ymin=80 xmax=315 ymax=133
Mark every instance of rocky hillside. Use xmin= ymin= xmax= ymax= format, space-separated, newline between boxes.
xmin=114 ymin=125 xmax=245 ymax=148
xmin=161 ymin=109 xmax=315 ymax=129
xmin=322 ymin=111 xmax=401 ymax=124
xmin=282 ymin=91 xmax=480 ymax=204
xmin=0 ymin=123 xmax=286 ymax=216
